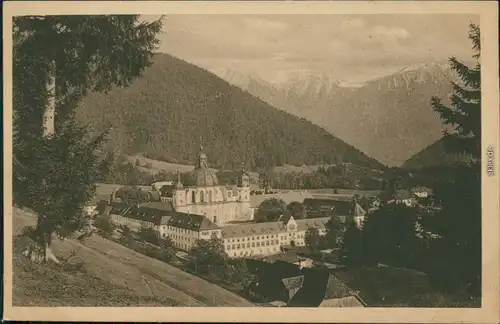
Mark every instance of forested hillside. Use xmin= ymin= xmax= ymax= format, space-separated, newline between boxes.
xmin=401 ymin=138 xmax=471 ymax=170
xmin=77 ymin=53 xmax=383 ymax=170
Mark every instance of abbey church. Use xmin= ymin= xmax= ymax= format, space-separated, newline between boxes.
xmin=168 ymin=144 xmax=254 ymax=226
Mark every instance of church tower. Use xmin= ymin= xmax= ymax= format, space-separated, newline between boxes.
xmin=237 ymin=162 xmax=250 ymax=202
xmin=173 ymin=171 xmax=186 ymax=207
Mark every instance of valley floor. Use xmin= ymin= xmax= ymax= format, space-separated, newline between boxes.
xmin=11 ymin=208 xmax=255 ymax=307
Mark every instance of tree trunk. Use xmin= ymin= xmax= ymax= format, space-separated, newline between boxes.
xmin=43 ymin=61 xmax=56 ymax=137
xmin=44 ymin=242 xmax=60 ymax=264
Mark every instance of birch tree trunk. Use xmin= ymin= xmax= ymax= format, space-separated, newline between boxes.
xmin=43 ymin=61 xmax=56 ymax=137
xmin=40 ymin=61 xmax=59 ymax=263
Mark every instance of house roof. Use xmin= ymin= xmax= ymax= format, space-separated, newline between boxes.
xmin=324 ymin=274 xmax=357 ymax=299
xmin=282 ymin=275 xmax=305 ymax=290
xmin=303 ymin=198 xmax=354 ymax=216
xmin=294 ymin=217 xmax=332 ymax=231
xmin=352 ymin=203 xmax=366 ymax=217
xmin=288 ymin=269 xmax=357 ymax=307
xmin=167 ymin=213 xmax=220 ymax=231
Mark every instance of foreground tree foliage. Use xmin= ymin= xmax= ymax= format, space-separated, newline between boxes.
xmin=341 ymin=218 xmax=364 ymax=266
xmin=254 ymin=198 xmax=288 ymax=223
xmin=427 ymin=23 xmax=482 ymax=295
xmin=93 ymin=215 xmax=116 ymax=238
xmin=13 ymin=15 xmax=163 ymax=263
xmin=304 ymin=227 xmax=321 ymax=251
xmin=361 ymin=204 xmax=422 ymax=268
xmin=187 ymin=234 xmax=254 ymax=290
xmin=188 ymin=234 xmax=229 ymax=275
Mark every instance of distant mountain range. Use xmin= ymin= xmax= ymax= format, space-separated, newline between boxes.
xmin=211 ymin=61 xmax=460 ymax=167
xmin=76 ymin=53 xmax=383 ymax=171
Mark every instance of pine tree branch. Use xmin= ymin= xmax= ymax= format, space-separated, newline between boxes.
xmin=449 ymin=57 xmax=480 ymax=89
xmin=451 ymin=82 xmax=481 ymax=102
xmin=469 ymin=23 xmax=480 ymax=59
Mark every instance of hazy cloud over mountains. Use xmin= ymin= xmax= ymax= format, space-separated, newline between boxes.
xmin=152 ymin=14 xmax=478 ymax=85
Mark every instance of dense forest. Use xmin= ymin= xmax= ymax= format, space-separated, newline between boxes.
xmin=401 ymin=137 xmax=472 ymax=170
xmin=76 ymin=53 xmax=383 ymax=171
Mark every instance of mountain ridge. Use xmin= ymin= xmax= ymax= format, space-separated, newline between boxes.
xmin=76 ymin=53 xmax=383 ymax=171
xmin=211 ymin=62 xmax=461 ymax=166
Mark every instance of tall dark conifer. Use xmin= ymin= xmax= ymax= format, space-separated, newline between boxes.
xmin=428 ymin=23 xmax=482 ymax=295
xmin=13 ymin=15 xmax=163 ymax=263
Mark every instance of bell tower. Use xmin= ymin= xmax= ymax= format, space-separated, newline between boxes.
xmin=173 ymin=172 xmax=186 ymax=207
xmin=237 ymin=162 xmax=250 ymax=202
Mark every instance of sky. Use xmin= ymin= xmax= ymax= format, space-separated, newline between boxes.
xmin=147 ymin=14 xmax=479 ymax=85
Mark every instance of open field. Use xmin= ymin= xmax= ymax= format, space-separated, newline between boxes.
xmin=12 ymin=208 xmax=255 ymax=307
xmin=126 ymin=154 xmax=214 ymax=174
xmin=306 ymin=188 xmax=382 ymax=198
xmin=272 ymin=164 xmax=320 ymax=174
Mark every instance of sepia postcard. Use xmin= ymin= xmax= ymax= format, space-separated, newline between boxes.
xmin=3 ymin=1 xmax=499 ymax=323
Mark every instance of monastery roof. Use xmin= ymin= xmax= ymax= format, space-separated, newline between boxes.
xmin=167 ymin=213 xmax=220 ymax=231
xmin=138 ymin=201 xmax=174 ymax=211
xmin=222 ymin=221 xmax=285 ymax=238
xmin=221 ymin=216 xmax=338 ymax=238
xmin=108 ymin=202 xmax=176 ymax=225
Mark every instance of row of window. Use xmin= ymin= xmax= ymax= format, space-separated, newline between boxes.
xmin=224 ymin=232 xmax=307 ymax=244
xmin=173 ymin=241 xmax=191 ymax=250
xmin=167 ymin=226 xmax=193 ymax=235
xmin=231 ymin=247 xmax=279 ymax=257
xmin=225 ymin=239 xmax=281 ymax=250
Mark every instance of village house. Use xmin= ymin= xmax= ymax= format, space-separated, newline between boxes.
xmin=389 ymin=190 xmax=418 ymax=207
xmin=410 ymin=186 xmax=432 ymax=199
xmin=288 ymin=268 xmax=366 ymax=307
xmin=302 ymin=198 xmax=367 ymax=227
xmin=246 ymin=259 xmax=365 ymax=307
xmin=246 ymin=259 xmax=304 ymax=303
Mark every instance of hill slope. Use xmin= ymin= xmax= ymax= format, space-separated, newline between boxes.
xmin=77 ymin=54 xmax=383 ymax=170
xmin=12 ymin=208 xmax=255 ymax=307
xmin=212 ymin=62 xmax=458 ymax=167
xmin=401 ymin=138 xmax=471 ymax=170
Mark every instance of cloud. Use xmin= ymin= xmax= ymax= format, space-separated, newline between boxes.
xmin=242 ymin=18 xmax=289 ymax=33
xmin=157 ymin=14 xmax=478 ymax=84
xmin=370 ymin=25 xmax=410 ymax=41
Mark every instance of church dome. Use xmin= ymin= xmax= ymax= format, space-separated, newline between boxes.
xmin=193 ymin=168 xmax=219 ymax=187
xmin=192 ymin=138 xmax=218 ymax=187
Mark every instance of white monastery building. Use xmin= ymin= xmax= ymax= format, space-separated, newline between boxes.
xmin=160 ymin=143 xmax=253 ymax=226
